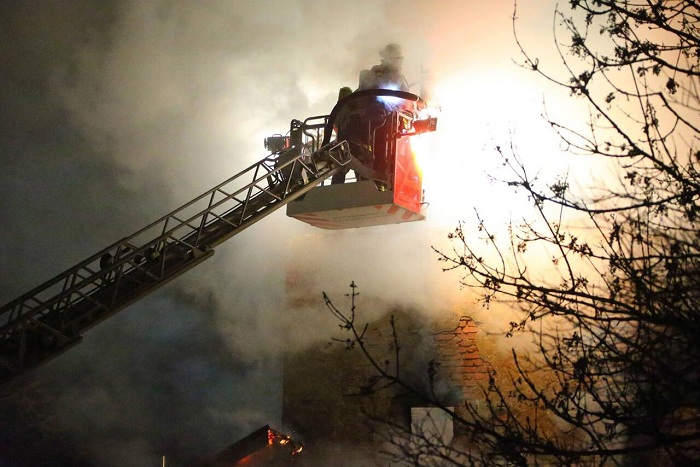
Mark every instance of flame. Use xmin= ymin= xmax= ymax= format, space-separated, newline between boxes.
xmin=409 ymin=132 xmax=434 ymax=181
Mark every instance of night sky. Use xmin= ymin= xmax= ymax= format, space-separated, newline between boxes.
xmin=0 ymin=1 xmax=562 ymax=465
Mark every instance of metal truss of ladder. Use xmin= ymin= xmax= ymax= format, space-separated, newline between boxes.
xmin=0 ymin=139 xmax=351 ymax=384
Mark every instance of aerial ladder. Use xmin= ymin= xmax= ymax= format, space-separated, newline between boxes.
xmin=0 ymin=89 xmax=437 ymax=385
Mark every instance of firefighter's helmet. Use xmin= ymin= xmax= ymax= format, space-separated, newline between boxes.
xmin=380 ymin=43 xmax=403 ymax=60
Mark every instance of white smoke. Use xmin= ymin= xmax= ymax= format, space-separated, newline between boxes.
xmin=0 ymin=0 xmax=566 ymax=465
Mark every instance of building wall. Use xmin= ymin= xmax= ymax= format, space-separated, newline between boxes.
xmin=431 ymin=316 xmax=491 ymax=417
xmin=282 ymin=293 xmax=490 ymax=457
xmin=281 ymin=232 xmax=492 ymax=462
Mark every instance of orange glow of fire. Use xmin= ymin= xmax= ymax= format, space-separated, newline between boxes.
xmin=409 ymin=132 xmax=433 ymax=180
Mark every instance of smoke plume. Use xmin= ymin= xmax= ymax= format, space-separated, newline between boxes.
xmin=0 ymin=1 xmax=562 ymax=465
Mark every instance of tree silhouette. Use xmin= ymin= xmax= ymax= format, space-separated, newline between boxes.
xmin=325 ymin=2 xmax=700 ymax=465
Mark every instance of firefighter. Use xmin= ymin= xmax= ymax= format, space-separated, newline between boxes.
xmin=332 ymin=86 xmax=354 ymax=184
xmin=332 ymin=86 xmax=375 ymax=184
xmin=99 ymin=252 xmax=114 ymax=285
xmin=355 ymin=44 xmax=410 ymax=187
xmin=333 ymin=44 xmax=409 ymax=187
xmin=358 ymin=43 xmax=409 ymax=92
xmin=334 ymin=86 xmax=354 ymax=135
